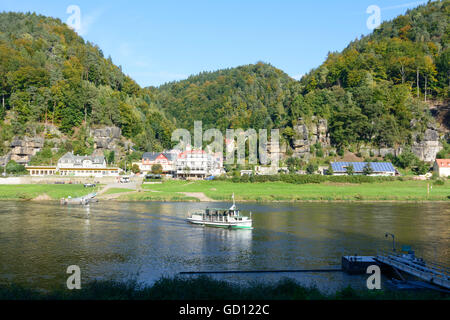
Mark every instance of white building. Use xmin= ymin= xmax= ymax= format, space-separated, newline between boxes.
xmin=136 ymin=152 xmax=178 ymax=175
xmin=176 ymin=150 xmax=223 ymax=179
xmin=26 ymin=166 xmax=57 ymax=176
xmin=56 ymin=152 xmax=120 ymax=177
xmin=330 ymin=162 xmax=396 ymax=176
xmin=434 ymin=159 xmax=450 ymax=177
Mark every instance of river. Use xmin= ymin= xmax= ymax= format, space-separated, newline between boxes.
xmin=0 ymin=201 xmax=448 ymax=292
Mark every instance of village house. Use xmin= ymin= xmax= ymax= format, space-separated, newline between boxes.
xmin=331 ymin=162 xmax=396 ymax=176
xmin=137 ymin=152 xmax=178 ymax=175
xmin=56 ymin=152 xmax=120 ymax=177
xmin=176 ymin=149 xmax=223 ymax=179
xmin=26 ymin=152 xmax=120 ymax=177
xmin=433 ymin=159 xmax=450 ymax=177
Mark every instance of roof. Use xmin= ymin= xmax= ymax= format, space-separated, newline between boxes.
xmin=177 ymin=149 xmax=208 ymax=159
xmin=142 ymin=152 xmax=161 ymax=161
xmin=59 ymin=152 xmax=105 ymax=164
xmin=435 ymin=159 xmax=450 ymax=168
xmin=331 ymin=162 xmax=395 ymax=173
xmin=143 ymin=152 xmax=177 ymax=162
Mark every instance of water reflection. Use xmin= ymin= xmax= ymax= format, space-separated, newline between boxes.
xmin=0 ymin=201 xmax=448 ymax=291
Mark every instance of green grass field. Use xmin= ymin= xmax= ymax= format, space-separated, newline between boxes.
xmin=102 ymin=188 xmax=135 ymax=195
xmin=0 ymin=184 xmax=97 ymax=200
xmin=139 ymin=180 xmax=450 ymax=202
xmin=0 ymin=180 xmax=448 ymax=202
xmin=119 ymin=191 xmax=199 ymax=202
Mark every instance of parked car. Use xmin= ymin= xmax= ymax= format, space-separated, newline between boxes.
xmin=84 ymin=183 xmax=96 ymax=188
xmin=120 ymin=177 xmax=130 ymax=183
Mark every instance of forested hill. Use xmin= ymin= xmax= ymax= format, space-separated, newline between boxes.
xmin=298 ymin=0 xmax=449 ymax=149
xmin=155 ymin=0 xmax=449 ymax=151
xmin=0 ymin=1 xmax=448 ymax=161
xmin=152 ymin=63 xmax=301 ymax=131
xmin=0 ymin=12 xmax=174 ymax=154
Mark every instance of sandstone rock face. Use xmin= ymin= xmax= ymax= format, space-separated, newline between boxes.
xmin=9 ymin=136 xmax=44 ymax=164
xmin=293 ymin=118 xmax=330 ymax=158
xmin=90 ymin=126 xmax=125 ymax=157
xmin=412 ymin=128 xmax=442 ymax=162
xmin=290 ymin=117 xmax=442 ymax=162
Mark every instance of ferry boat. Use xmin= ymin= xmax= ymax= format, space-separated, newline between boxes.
xmin=187 ymin=194 xmax=253 ymax=229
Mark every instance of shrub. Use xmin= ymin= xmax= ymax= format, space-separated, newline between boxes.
xmin=316 ymin=149 xmax=324 ymax=158
xmin=151 ymin=164 xmax=163 ymax=174
xmin=306 ymin=163 xmax=317 ymax=175
xmin=6 ymin=161 xmax=28 ymax=175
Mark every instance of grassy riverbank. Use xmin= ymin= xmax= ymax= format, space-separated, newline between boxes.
xmin=129 ymin=180 xmax=450 ymax=202
xmin=0 ymin=179 xmax=448 ymax=202
xmin=0 ymin=276 xmax=447 ymax=300
xmin=0 ymin=184 xmax=98 ymax=200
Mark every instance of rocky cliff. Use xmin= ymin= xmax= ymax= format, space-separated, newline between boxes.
xmin=292 ymin=117 xmax=331 ymax=160
xmin=290 ymin=117 xmax=442 ymax=162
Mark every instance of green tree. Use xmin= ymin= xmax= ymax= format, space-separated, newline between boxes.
xmin=151 ymin=164 xmax=163 ymax=175
xmin=6 ymin=160 xmax=28 ymax=175
xmin=107 ymin=151 xmax=115 ymax=165
xmin=362 ymin=163 xmax=374 ymax=176
xmin=345 ymin=164 xmax=354 ymax=176
xmin=131 ymin=164 xmax=141 ymax=174
xmin=327 ymin=164 xmax=334 ymax=176
xmin=306 ymin=163 xmax=317 ymax=175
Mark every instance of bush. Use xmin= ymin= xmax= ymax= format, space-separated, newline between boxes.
xmin=306 ymin=163 xmax=317 ymax=175
xmin=151 ymin=164 xmax=163 ymax=174
xmin=6 ymin=161 xmax=28 ymax=175
xmin=214 ymin=174 xmax=398 ymax=184
xmin=316 ymin=149 xmax=324 ymax=158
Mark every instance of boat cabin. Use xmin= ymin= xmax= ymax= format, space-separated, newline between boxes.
xmin=205 ymin=208 xmax=241 ymax=218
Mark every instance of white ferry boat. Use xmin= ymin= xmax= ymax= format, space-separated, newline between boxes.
xmin=187 ymin=194 xmax=253 ymax=229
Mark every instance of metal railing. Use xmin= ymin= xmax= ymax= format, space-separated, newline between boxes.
xmin=376 ymin=249 xmax=450 ymax=289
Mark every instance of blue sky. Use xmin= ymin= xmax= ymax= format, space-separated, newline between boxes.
xmin=1 ymin=0 xmax=428 ymax=87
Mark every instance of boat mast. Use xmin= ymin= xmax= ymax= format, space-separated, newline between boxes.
xmin=230 ymin=192 xmax=236 ymax=212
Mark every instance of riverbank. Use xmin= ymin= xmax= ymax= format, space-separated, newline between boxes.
xmin=0 ymin=276 xmax=447 ymax=300
xmin=0 ymin=184 xmax=100 ymax=200
xmin=0 ymin=180 xmax=448 ymax=202
xmin=125 ymin=180 xmax=449 ymax=202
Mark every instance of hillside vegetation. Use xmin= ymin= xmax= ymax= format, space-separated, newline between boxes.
xmin=0 ymin=1 xmax=449 ymax=163
xmin=0 ymin=12 xmax=174 ymax=155
xmin=155 ymin=0 xmax=449 ymax=152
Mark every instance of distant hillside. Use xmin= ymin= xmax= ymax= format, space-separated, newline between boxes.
xmin=153 ymin=62 xmax=301 ymax=131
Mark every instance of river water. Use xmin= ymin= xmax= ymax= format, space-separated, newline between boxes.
xmin=0 ymin=201 xmax=448 ymax=292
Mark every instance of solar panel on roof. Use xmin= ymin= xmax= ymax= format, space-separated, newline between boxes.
xmin=331 ymin=162 xmax=395 ymax=172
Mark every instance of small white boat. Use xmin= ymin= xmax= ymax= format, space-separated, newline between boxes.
xmin=187 ymin=194 xmax=253 ymax=230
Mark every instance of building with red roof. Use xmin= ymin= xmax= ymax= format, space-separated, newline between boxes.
xmin=434 ymin=159 xmax=450 ymax=177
